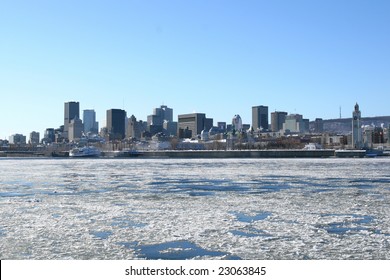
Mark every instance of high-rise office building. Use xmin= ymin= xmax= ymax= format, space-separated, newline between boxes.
xmin=217 ymin=122 xmax=227 ymax=133
xmin=29 ymin=131 xmax=40 ymax=145
xmin=147 ymin=105 xmax=175 ymax=136
xmin=163 ymin=121 xmax=178 ymax=137
xmin=9 ymin=134 xmax=26 ymax=145
xmin=314 ymin=118 xmax=324 ymax=133
xmin=83 ymin=109 xmax=99 ymax=134
xmin=126 ymin=115 xmax=147 ymax=139
xmin=44 ymin=128 xmax=55 ymax=143
xmin=68 ymin=117 xmax=83 ymax=141
xmin=283 ymin=114 xmax=305 ymax=134
xmin=252 ymin=105 xmax=269 ymax=130
xmin=271 ymin=111 xmax=287 ymax=132
xmin=64 ymin=101 xmax=80 ymax=139
xmin=107 ymin=109 xmax=126 ymax=140
xmin=178 ymin=113 xmax=213 ymax=139
xmin=158 ymin=105 xmax=173 ymax=122
xmin=303 ymin=118 xmax=310 ymax=133
xmin=147 ymin=105 xmax=174 ymax=126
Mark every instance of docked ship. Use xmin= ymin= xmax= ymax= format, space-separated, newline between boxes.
xmin=69 ymin=146 xmax=101 ymax=158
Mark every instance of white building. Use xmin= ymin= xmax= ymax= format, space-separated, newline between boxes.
xmin=283 ymin=114 xmax=306 ymax=134
xmin=232 ymin=115 xmax=243 ymax=132
xmin=362 ymin=125 xmax=374 ymax=149
xmin=69 ymin=117 xmax=83 ymax=141
xmin=201 ymin=128 xmax=209 ymax=141
xmin=352 ymin=103 xmax=363 ymax=149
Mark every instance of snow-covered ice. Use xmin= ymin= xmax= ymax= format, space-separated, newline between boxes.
xmin=1 ymin=158 xmax=389 ymax=259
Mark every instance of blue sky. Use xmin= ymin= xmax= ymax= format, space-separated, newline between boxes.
xmin=1 ymin=0 xmax=389 ymax=137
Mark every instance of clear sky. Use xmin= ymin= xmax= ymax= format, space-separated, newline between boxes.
xmin=1 ymin=0 xmax=389 ymax=138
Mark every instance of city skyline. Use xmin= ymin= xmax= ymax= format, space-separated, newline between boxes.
xmin=4 ymin=99 xmax=390 ymax=142
xmin=1 ymin=0 xmax=389 ymax=137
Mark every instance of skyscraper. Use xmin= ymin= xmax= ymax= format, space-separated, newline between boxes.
xmin=314 ymin=118 xmax=324 ymax=133
xmin=178 ymin=113 xmax=213 ymax=139
xmin=83 ymin=109 xmax=98 ymax=134
xmin=252 ymin=105 xmax=269 ymax=130
xmin=147 ymin=105 xmax=174 ymax=126
xmin=68 ymin=117 xmax=83 ymax=141
xmin=163 ymin=121 xmax=178 ymax=137
xmin=9 ymin=134 xmax=26 ymax=145
xmin=107 ymin=109 xmax=126 ymax=140
xmin=283 ymin=114 xmax=305 ymax=134
xmin=29 ymin=131 xmax=40 ymax=145
xmin=271 ymin=111 xmax=287 ymax=132
xmin=159 ymin=105 xmax=173 ymax=123
xmin=126 ymin=115 xmax=147 ymax=139
xmin=44 ymin=128 xmax=55 ymax=143
xmin=147 ymin=105 xmax=175 ymax=136
xmin=64 ymin=101 xmax=80 ymax=139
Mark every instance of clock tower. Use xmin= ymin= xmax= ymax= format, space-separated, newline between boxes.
xmin=352 ymin=103 xmax=362 ymax=149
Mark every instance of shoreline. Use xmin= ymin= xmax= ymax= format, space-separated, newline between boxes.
xmin=0 ymin=149 xmax=373 ymax=158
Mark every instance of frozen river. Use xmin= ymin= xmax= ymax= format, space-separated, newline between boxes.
xmin=1 ymin=158 xmax=390 ymax=259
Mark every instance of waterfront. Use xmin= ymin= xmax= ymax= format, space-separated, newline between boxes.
xmin=0 ymin=158 xmax=390 ymax=259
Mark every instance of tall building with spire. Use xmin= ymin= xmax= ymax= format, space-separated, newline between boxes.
xmin=352 ymin=103 xmax=363 ymax=149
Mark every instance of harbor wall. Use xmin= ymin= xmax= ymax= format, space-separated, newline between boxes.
xmin=334 ymin=150 xmax=366 ymax=158
xmin=140 ymin=149 xmax=337 ymax=158
xmin=1 ymin=149 xmax=370 ymax=158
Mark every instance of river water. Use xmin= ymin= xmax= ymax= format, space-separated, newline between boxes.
xmin=1 ymin=158 xmax=390 ymax=259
